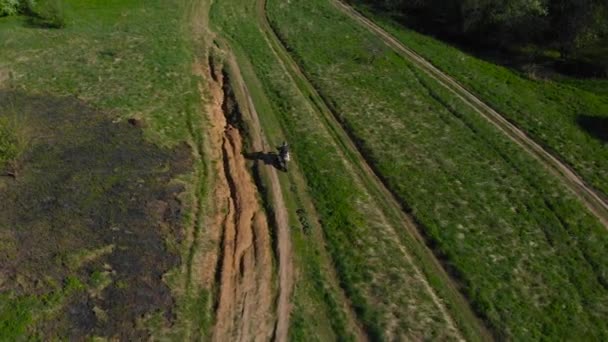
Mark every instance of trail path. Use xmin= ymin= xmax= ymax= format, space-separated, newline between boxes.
xmin=190 ymin=0 xmax=295 ymax=337
xmin=333 ymin=0 xmax=608 ymax=228
xmin=225 ymin=56 xmax=294 ymax=342
xmin=227 ymin=54 xmax=371 ymax=340
xmin=191 ymin=0 xmax=295 ymax=338
xmin=204 ymin=59 xmax=294 ymax=341
xmin=197 ymin=58 xmax=275 ymax=342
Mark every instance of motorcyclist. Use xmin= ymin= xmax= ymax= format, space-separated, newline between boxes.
xmin=277 ymin=141 xmax=290 ymax=171
xmin=278 ymin=141 xmax=290 ymax=162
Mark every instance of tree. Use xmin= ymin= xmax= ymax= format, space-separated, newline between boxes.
xmin=354 ymin=0 xmax=607 ymax=63
xmin=0 ymin=0 xmax=21 ymax=16
xmin=549 ymin=0 xmax=608 ymax=56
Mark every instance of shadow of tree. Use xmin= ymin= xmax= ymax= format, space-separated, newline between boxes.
xmin=577 ymin=115 xmax=608 ymax=143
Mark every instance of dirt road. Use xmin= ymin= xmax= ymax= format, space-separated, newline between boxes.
xmin=197 ymin=57 xmax=275 ymax=342
xmin=332 ymin=0 xmax=608 ymax=228
xmin=225 ymin=56 xmax=294 ymax=342
xmin=190 ymin=0 xmax=294 ymax=337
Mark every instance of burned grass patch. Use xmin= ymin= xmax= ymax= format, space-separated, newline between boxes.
xmin=0 ymin=91 xmax=192 ymax=339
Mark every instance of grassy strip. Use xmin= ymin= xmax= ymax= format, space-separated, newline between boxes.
xmin=0 ymin=0 xmax=198 ymax=147
xmin=352 ymin=3 xmax=608 ymax=196
xmin=288 ymin=209 xmax=353 ymax=342
xmin=211 ymin=0 xmax=467 ymax=340
xmin=266 ymin=0 xmax=608 ymax=339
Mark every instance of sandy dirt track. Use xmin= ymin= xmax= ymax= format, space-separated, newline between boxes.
xmin=197 ymin=57 xmax=275 ymax=342
xmin=225 ymin=56 xmax=294 ymax=342
xmin=190 ymin=0 xmax=295 ymax=337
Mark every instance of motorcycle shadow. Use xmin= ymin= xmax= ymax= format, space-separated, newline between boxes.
xmin=244 ymin=151 xmax=286 ymax=171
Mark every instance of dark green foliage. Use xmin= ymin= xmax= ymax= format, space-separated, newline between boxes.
xmin=548 ymin=0 xmax=608 ymax=56
xmin=0 ymin=0 xmax=66 ymax=28
xmin=352 ymin=0 xmax=608 ymax=69
xmin=0 ymin=0 xmax=21 ymax=16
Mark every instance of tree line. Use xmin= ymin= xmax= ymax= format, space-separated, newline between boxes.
xmin=354 ymin=0 xmax=608 ymax=59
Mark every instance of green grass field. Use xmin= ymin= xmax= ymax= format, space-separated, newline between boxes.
xmin=353 ymin=3 xmax=608 ymax=196
xmin=267 ymin=0 xmax=608 ymax=339
xmin=1 ymin=0 xmax=199 ymax=146
xmin=0 ymin=276 xmax=84 ymax=340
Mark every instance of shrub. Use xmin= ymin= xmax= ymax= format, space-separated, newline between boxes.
xmin=0 ymin=0 xmax=20 ymax=16
xmin=28 ymin=0 xmax=66 ymax=28
xmin=0 ymin=0 xmax=66 ymax=29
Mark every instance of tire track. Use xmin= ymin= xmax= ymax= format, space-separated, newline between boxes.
xmin=332 ymin=0 xmax=608 ymax=228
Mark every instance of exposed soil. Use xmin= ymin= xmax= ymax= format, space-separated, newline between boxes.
xmin=0 ymin=91 xmax=192 ymax=339
xmin=197 ymin=57 xmax=275 ymax=342
xmin=225 ymin=56 xmax=294 ymax=342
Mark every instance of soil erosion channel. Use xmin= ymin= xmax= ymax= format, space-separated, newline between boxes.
xmin=198 ymin=53 xmax=293 ymax=341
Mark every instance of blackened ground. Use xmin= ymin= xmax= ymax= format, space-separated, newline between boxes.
xmin=0 ymin=91 xmax=192 ymax=339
